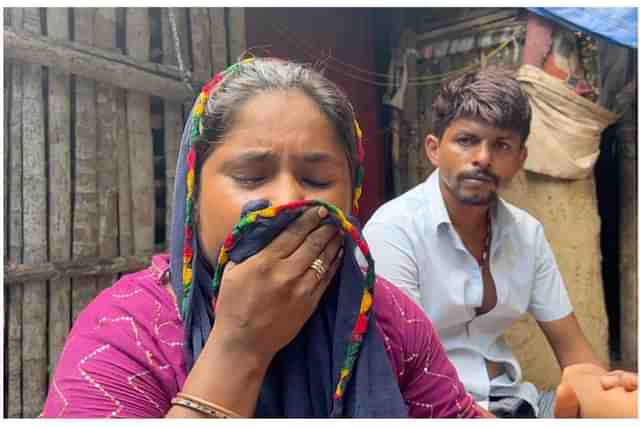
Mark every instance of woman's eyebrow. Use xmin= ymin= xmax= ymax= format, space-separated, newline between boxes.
xmin=300 ymin=152 xmax=337 ymax=163
xmin=224 ymin=150 xmax=274 ymax=165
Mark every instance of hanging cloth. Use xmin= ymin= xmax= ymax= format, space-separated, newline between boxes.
xmin=516 ymin=64 xmax=620 ymax=179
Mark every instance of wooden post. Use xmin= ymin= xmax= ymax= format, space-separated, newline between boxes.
xmin=4 ymin=27 xmax=194 ymax=102
xmin=46 ymin=6 xmax=72 ymax=381
xmin=209 ymin=8 xmax=228 ymax=72
xmin=21 ymin=7 xmax=48 ymax=418
xmin=7 ymin=7 xmax=24 ymax=419
xmin=116 ymin=91 xmax=133 ymax=257
xmin=116 ymin=8 xmax=133 ymax=257
xmin=71 ymin=8 xmax=99 ymax=322
xmin=5 ymin=254 xmax=153 ymax=284
xmin=190 ymin=8 xmax=213 ymax=83
xmin=161 ymin=8 xmax=187 ymax=247
xmin=126 ymin=8 xmax=155 ymax=256
xmin=228 ymin=8 xmax=246 ymax=62
xmin=95 ymin=8 xmax=119 ymax=292
xmin=161 ymin=8 xmax=192 ymax=74
xmin=3 ymin=9 xmax=9 ymax=267
xmin=161 ymin=7 xmax=193 ymax=116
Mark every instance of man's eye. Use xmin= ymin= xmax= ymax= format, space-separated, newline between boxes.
xmin=456 ymin=137 xmax=473 ymax=146
xmin=498 ymin=142 xmax=512 ymax=151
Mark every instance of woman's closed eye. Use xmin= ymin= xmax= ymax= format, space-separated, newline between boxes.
xmin=231 ymin=174 xmax=267 ymax=187
xmin=303 ymin=177 xmax=332 ymax=188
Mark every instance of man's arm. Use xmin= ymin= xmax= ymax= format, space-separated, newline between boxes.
xmin=537 ymin=313 xmax=603 ymax=369
xmin=529 ymin=223 xmax=601 ymax=369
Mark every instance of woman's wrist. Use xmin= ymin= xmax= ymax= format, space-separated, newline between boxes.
xmin=206 ymin=323 xmax=274 ymax=372
xmin=173 ymin=324 xmax=273 ymax=418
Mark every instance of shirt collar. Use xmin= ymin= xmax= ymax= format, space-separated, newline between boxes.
xmin=424 ymin=169 xmax=452 ymax=230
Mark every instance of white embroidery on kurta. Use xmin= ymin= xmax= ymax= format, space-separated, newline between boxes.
xmin=153 ymin=301 xmax=184 ymax=347
xmin=77 ymin=344 xmax=123 ymax=417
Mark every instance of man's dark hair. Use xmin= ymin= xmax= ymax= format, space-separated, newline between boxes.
xmin=431 ymin=67 xmax=532 ymax=143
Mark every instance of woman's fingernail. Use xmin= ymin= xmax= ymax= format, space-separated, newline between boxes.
xmin=318 ymin=206 xmax=328 ymax=218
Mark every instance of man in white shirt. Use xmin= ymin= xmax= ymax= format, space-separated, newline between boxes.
xmin=363 ymin=68 xmax=604 ymax=417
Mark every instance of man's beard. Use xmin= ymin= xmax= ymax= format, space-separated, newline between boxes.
xmin=446 ymin=169 xmax=499 ymax=206
xmin=451 ymin=187 xmax=497 ymax=205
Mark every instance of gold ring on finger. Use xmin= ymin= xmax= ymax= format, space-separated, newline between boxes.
xmin=310 ymin=258 xmax=327 ymax=280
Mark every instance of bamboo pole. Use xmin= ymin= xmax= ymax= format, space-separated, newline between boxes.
xmin=228 ymin=8 xmax=246 ymax=62
xmin=126 ymin=8 xmax=155 ymax=256
xmin=95 ymin=8 xmax=119 ymax=292
xmin=46 ymin=6 xmax=72 ymax=380
xmin=71 ymin=8 xmax=99 ymax=323
xmin=3 ymin=9 xmax=9 ymax=267
xmin=190 ymin=8 xmax=213 ymax=83
xmin=4 ymin=26 xmax=194 ymax=102
xmin=7 ymin=7 xmax=24 ymax=419
xmin=209 ymin=8 xmax=228 ymax=72
xmin=21 ymin=7 xmax=48 ymax=418
xmin=5 ymin=255 xmax=153 ymax=284
xmin=161 ymin=8 xmax=187 ymax=247
xmin=116 ymin=14 xmax=133 ymax=258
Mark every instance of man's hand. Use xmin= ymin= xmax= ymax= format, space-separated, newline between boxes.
xmin=600 ymin=370 xmax=638 ymax=392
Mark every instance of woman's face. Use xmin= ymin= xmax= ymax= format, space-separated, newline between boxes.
xmin=197 ymin=89 xmax=353 ymax=263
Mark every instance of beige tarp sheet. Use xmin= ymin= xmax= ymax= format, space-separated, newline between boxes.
xmin=516 ymin=65 xmax=619 ymax=179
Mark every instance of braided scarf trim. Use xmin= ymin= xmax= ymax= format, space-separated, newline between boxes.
xmin=210 ymin=199 xmax=375 ymax=406
xmin=181 ymin=59 xmax=257 ymax=315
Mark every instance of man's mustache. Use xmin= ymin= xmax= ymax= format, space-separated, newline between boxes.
xmin=459 ymin=170 xmax=498 ymax=185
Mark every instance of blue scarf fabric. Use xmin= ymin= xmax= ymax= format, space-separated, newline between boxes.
xmin=169 ymin=112 xmax=407 ymax=418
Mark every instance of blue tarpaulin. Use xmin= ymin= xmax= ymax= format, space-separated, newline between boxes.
xmin=528 ymin=7 xmax=637 ymax=48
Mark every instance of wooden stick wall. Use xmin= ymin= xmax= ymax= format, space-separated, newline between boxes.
xmin=3 ymin=7 xmax=246 ymax=417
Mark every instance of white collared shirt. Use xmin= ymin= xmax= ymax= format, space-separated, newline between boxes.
xmin=362 ymin=170 xmax=573 ymax=413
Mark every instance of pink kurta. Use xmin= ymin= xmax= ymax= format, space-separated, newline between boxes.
xmin=41 ymin=255 xmax=480 ymax=418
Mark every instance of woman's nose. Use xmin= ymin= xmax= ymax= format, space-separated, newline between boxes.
xmin=269 ymin=175 xmax=306 ymax=206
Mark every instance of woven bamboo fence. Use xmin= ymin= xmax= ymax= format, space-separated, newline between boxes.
xmin=3 ymin=7 xmax=247 ymax=417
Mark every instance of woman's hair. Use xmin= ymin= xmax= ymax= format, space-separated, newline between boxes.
xmin=197 ymin=58 xmax=359 ymax=183
xmin=431 ymin=67 xmax=532 ymax=143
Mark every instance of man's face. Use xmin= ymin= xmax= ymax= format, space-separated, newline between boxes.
xmin=425 ymin=118 xmax=527 ymax=206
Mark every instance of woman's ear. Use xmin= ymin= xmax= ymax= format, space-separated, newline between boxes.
xmin=424 ymin=134 xmax=440 ymax=167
